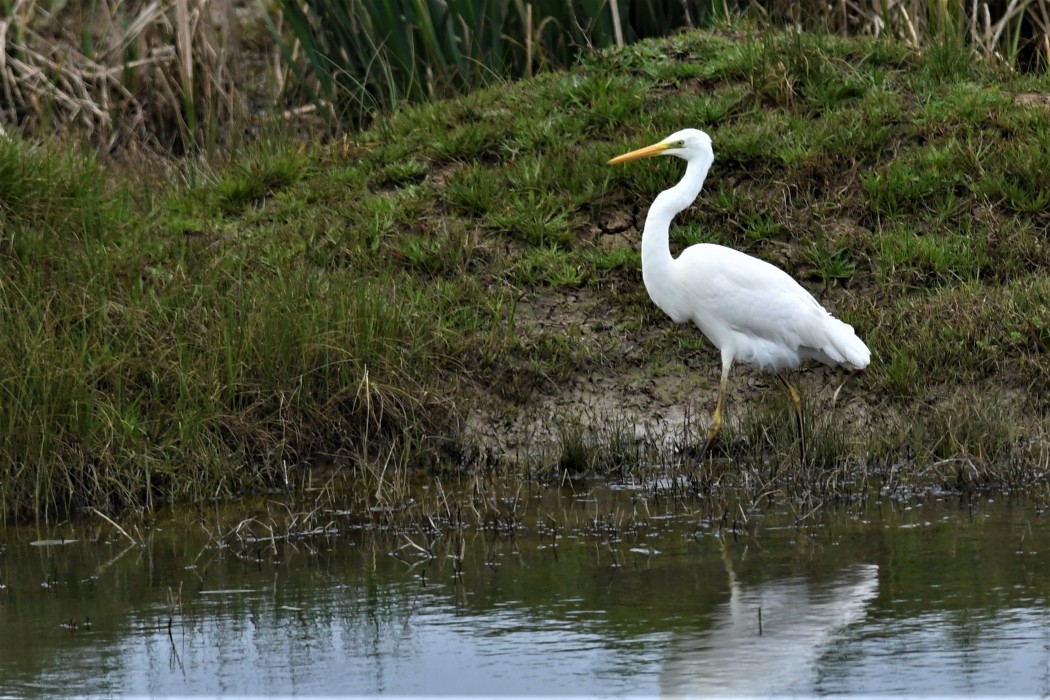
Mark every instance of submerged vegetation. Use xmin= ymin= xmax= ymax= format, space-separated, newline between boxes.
xmin=2 ymin=3 xmax=1050 ymax=520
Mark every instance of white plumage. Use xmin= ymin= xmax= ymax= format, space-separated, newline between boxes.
xmin=608 ymin=128 xmax=869 ymax=461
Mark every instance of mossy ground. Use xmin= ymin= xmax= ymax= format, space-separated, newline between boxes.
xmin=3 ymin=27 xmax=1050 ymax=520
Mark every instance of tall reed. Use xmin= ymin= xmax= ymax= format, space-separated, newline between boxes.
xmin=273 ymin=0 xmax=1050 ymax=130
xmin=273 ymin=0 xmax=719 ymax=127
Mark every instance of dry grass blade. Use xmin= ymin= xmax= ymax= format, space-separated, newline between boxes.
xmin=981 ymin=0 xmax=1025 ymax=57
xmin=175 ymin=0 xmax=194 ymax=98
xmin=91 ymin=507 xmax=139 ymax=544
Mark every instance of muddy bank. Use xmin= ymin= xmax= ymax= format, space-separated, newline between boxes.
xmin=464 ymin=279 xmax=878 ymax=467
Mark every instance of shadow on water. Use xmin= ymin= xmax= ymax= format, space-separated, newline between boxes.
xmin=1 ymin=480 xmax=1049 ymax=696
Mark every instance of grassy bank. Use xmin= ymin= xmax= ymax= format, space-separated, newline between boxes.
xmin=3 ymin=26 xmax=1050 ymax=520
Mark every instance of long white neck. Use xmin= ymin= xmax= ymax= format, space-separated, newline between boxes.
xmin=641 ymin=155 xmax=712 ymax=321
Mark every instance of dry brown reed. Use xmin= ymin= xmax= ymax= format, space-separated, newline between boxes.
xmin=0 ymin=0 xmax=243 ymax=154
xmin=794 ymin=0 xmax=1050 ymax=69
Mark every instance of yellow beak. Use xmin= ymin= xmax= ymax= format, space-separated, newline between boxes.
xmin=607 ymin=140 xmax=672 ymax=165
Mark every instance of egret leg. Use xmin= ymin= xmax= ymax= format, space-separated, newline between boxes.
xmin=778 ymin=372 xmax=806 ymax=465
xmin=696 ymin=360 xmax=731 ymax=464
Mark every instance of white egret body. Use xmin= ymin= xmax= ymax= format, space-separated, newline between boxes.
xmin=608 ymin=129 xmax=869 ymax=460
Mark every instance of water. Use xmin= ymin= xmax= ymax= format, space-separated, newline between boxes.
xmin=1 ymin=483 xmax=1048 ymax=697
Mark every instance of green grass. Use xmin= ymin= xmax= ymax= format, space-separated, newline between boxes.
xmin=4 ymin=26 xmax=1050 ymax=520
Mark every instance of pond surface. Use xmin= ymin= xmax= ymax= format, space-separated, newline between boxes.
xmin=1 ymin=480 xmax=1049 ymax=697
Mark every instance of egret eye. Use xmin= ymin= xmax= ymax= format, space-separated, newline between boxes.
xmin=673 ymin=140 xmax=685 ymax=148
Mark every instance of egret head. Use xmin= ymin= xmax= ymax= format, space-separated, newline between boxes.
xmin=607 ymin=129 xmax=713 ymax=165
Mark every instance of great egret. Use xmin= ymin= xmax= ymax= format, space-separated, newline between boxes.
xmin=608 ymin=128 xmax=870 ymax=463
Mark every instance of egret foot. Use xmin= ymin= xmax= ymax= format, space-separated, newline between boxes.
xmin=696 ymin=423 xmax=720 ymax=465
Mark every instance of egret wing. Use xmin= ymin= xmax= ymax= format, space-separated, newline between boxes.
xmin=678 ymin=245 xmax=866 ymax=368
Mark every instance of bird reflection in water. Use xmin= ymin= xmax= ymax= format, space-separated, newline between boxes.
xmin=659 ymin=553 xmax=879 ymax=697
